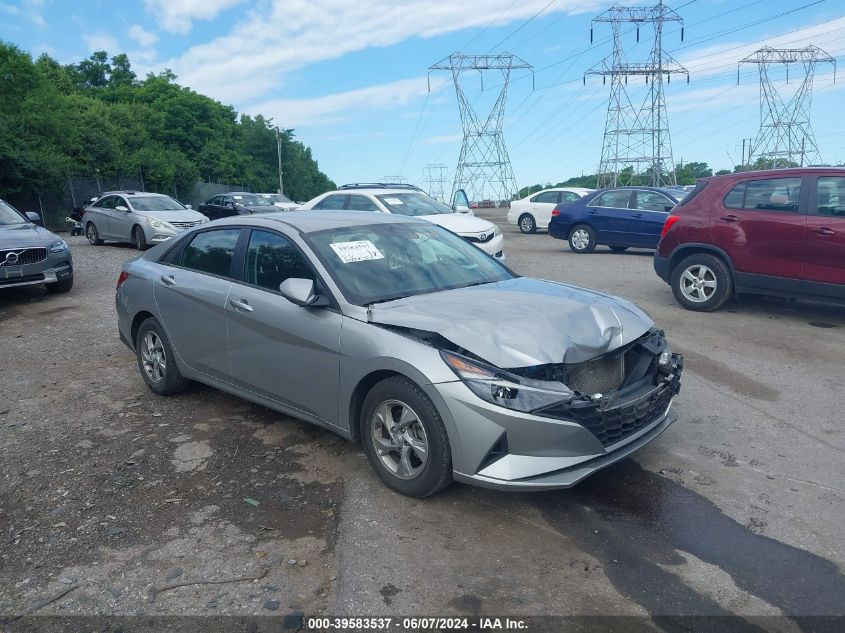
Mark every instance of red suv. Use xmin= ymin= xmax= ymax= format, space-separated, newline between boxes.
xmin=655 ymin=168 xmax=845 ymax=311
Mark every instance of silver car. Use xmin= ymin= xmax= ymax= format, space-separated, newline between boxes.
xmin=115 ymin=212 xmax=682 ymax=497
xmin=84 ymin=191 xmax=209 ymax=250
xmin=1 ymin=199 xmax=73 ymax=293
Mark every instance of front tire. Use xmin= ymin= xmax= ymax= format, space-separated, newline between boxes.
xmin=135 ymin=317 xmax=190 ymax=396
xmin=86 ymin=222 xmax=103 ymax=246
xmin=518 ymin=213 xmax=537 ymax=234
xmin=360 ymin=376 xmax=452 ymax=498
xmin=133 ymin=225 xmax=148 ymax=251
xmin=671 ymin=253 xmax=732 ymax=312
xmin=568 ymin=224 xmax=596 ymax=253
xmin=46 ymin=277 xmax=73 ymax=294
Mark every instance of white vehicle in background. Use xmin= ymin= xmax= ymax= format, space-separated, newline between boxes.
xmin=507 ymin=187 xmax=595 ymax=234
xmin=301 ymin=184 xmax=505 ymax=260
xmin=259 ymin=193 xmax=299 ymax=210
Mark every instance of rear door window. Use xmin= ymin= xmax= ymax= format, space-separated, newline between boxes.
xmin=816 ymin=177 xmax=845 ymax=217
xmin=347 ymin=195 xmax=380 ymax=212
xmin=561 ymin=191 xmax=581 ymax=203
xmin=314 ymin=195 xmax=347 ymax=210
xmin=180 ymin=229 xmax=241 ymax=278
xmin=530 ymin=191 xmax=558 ymax=204
xmin=593 ymin=190 xmax=633 ymax=208
xmin=724 ymin=177 xmax=802 ymax=212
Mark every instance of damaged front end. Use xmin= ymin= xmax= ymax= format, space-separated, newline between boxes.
xmin=441 ymin=328 xmax=683 ymax=449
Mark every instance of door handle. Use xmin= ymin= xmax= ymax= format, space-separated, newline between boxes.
xmin=813 ymin=227 xmax=836 ymax=236
xmin=229 ymin=298 xmax=253 ymax=312
xmin=587 ymin=210 xmax=598 ymax=215
xmin=632 ymin=213 xmax=644 ymax=219
xmin=720 ymin=215 xmax=741 ymax=223
xmin=160 ymin=274 xmax=176 ymax=286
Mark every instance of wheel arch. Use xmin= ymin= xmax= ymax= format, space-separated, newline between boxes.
xmin=668 ymin=243 xmax=735 ymax=277
xmin=347 ymin=369 xmax=406 ymax=441
xmin=130 ymin=310 xmax=156 ymax=351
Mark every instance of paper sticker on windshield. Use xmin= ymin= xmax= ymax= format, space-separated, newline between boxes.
xmin=384 ymin=198 xmax=404 ymax=204
xmin=330 ymin=240 xmax=384 ymax=263
xmin=233 ymin=195 xmax=243 ymax=200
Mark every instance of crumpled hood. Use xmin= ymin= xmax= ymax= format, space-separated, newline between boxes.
xmin=368 ymin=277 xmax=653 ymax=368
xmin=419 ymin=212 xmax=495 ymax=235
xmin=140 ymin=210 xmax=209 ymax=223
xmin=0 ymin=223 xmax=60 ymax=248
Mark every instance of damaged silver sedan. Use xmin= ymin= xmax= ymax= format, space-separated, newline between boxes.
xmin=115 ymin=211 xmax=682 ymax=497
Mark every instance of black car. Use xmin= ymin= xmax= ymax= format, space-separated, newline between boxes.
xmin=198 ymin=192 xmax=281 ymax=220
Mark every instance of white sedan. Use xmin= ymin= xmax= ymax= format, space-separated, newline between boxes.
xmin=507 ymin=187 xmax=594 ymax=234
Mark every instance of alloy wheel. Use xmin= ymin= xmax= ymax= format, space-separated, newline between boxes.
xmin=86 ymin=224 xmax=97 ymax=244
xmin=519 ymin=215 xmax=535 ymax=233
xmin=680 ymin=264 xmax=717 ymax=303
xmin=140 ymin=331 xmax=166 ymax=383
xmin=571 ymin=228 xmax=591 ymax=250
xmin=370 ymin=400 xmax=429 ymax=480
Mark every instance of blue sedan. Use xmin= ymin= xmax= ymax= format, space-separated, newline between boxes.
xmin=548 ymin=187 xmax=683 ymax=253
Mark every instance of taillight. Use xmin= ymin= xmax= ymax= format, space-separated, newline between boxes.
xmin=116 ymin=271 xmax=129 ymax=289
xmin=661 ymin=214 xmax=681 ymax=239
xmin=551 ymin=209 xmax=561 ymax=217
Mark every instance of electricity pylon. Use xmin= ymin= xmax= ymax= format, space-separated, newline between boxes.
xmin=429 ymin=52 xmax=533 ymax=202
xmin=423 ymin=163 xmax=449 ymax=202
xmin=739 ymin=46 xmax=836 ymax=168
xmin=586 ymin=1 xmax=688 ymax=187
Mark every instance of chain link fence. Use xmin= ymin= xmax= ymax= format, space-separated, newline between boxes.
xmin=4 ymin=176 xmax=248 ymax=232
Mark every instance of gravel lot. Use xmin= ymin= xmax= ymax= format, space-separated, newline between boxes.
xmin=1 ymin=210 xmax=844 ymax=625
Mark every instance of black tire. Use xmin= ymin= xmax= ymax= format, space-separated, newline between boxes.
xmin=86 ymin=222 xmax=103 ymax=246
xmin=360 ymin=376 xmax=452 ymax=498
xmin=671 ymin=253 xmax=733 ymax=312
xmin=135 ymin=317 xmax=191 ymax=396
xmin=45 ymin=276 xmax=73 ymax=294
xmin=518 ymin=213 xmax=537 ymax=234
xmin=568 ymin=224 xmax=596 ymax=253
xmin=609 ymin=245 xmax=629 ymax=253
xmin=133 ymin=225 xmax=148 ymax=251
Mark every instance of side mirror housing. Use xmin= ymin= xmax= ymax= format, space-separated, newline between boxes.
xmin=186 ymin=204 xmax=192 ymax=209
xmin=115 ymin=205 xmax=129 ymax=212
xmin=279 ymin=278 xmax=327 ymax=307
xmin=452 ymin=188 xmax=471 ymax=212
xmin=25 ymin=211 xmax=42 ymax=225
xmin=665 ymin=205 xmax=674 ymax=212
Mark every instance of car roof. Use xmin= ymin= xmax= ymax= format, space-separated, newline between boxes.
xmin=701 ymin=166 xmax=845 ymax=182
xmin=594 ymin=186 xmax=681 ymax=198
xmin=324 ymin=188 xmax=426 ymax=197
xmin=99 ymin=191 xmax=173 ymax=198
xmin=208 ymin=210 xmax=424 ymax=234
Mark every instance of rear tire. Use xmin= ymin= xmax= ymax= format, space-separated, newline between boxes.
xmin=360 ymin=376 xmax=452 ymax=498
xmin=568 ymin=224 xmax=596 ymax=253
xmin=518 ymin=214 xmax=537 ymax=234
xmin=135 ymin=317 xmax=191 ymax=396
xmin=671 ymin=253 xmax=732 ymax=312
xmin=86 ymin=222 xmax=103 ymax=246
xmin=46 ymin=277 xmax=73 ymax=294
xmin=133 ymin=225 xmax=148 ymax=251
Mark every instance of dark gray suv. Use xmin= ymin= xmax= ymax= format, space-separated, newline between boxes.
xmin=0 ymin=199 xmax=73 ymax=293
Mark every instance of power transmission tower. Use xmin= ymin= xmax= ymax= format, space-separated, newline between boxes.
xmin=739 ymin=46 xmax=836 ymax=168
xmin=429 ymin=52 xmax=533 ymax=202
xmin=380 ymin=175 xmax=407 ymax=184
xmin=423 ymin=163 xmax=449 ymax=202
xmin=586 ymin=1 xmax=688 ymax=188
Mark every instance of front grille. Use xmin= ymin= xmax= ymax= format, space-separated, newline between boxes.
xmin=0 ymin=247 xmax=48 ymax=267
xmin=169 ymin=220 xmax=202 ymax=229
xmin=565 ymin=354 xmax=624 ymax=395
xmin=537 ymin=356 xmax=682 ymax=447
xmin=0 ymin=273 xmax=45 ymax=286
xmin=462 ymin=232 xmax=494 ymax=243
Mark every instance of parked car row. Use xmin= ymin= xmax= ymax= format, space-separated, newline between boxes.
xmin=504 ymin=168 xmax=845 ymax=312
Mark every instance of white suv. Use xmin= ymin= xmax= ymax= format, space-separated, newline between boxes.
xmin=301 ymin=185 xmax=505 ymax=260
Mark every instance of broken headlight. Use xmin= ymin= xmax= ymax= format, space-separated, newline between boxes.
xmin=440 ymin=350 xmax=574 ymax=413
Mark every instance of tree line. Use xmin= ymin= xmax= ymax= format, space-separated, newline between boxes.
xmin=0 ymin=43 xmax=335 ymax=204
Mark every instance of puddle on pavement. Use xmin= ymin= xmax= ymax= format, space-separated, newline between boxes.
xmin=532 ymin=460 xmax=845 ymax=625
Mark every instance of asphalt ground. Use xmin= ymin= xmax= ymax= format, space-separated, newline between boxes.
xmin=1 ymin=209 xmax=843 ymax=630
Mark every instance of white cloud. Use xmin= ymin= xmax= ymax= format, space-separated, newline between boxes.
xmin=1 ymin=0 xmax=46 ymax=27
xmin=129 ymin=24 xmax=158 ymax=48
xmin=161 ymin=0 xmax=604 ymax=104
xmin=82 ymin=33 xmax=119 ymax=54
xmin=144 ymin=0 xmax=248 ymax=34
xmin=246 ymin=77 xmax=430 ymax=128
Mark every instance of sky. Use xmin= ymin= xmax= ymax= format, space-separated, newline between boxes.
xmin=1 ymin=0 xmax=844 ymax=196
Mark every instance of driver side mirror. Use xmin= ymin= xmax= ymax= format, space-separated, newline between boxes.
xmin=186 ymin=204 xmax=193 ymax=209
xmin=665 ymin=205 xmax=674 ymax=212
xmin=25 ymin=211 xmax=42 ymax=225
xmin=115 ymin=205 xmax=130 ymax=212
xmin=279 ymin=278 xmax=328 ymax=307
xmin=452 ymin=188 xmax=470 ymax=213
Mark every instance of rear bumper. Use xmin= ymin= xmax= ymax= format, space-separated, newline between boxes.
xmin=654 ymin=254 xmax=671 ymax=283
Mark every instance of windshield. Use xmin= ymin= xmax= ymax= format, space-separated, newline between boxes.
xmin=375 ymin=193 xmax=455 ymax=216
xmin=0 ymin=200 xmax=27 ymax=225
xmin=131 ymin=196 xmax=186 ymax=212
xmin=264 ymin=194 xmax=293 ymax=204
xmin=306 ymin=222 xmax=513 ymax=306
xmin=234 ymin=194 xmax=273 ymax=207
